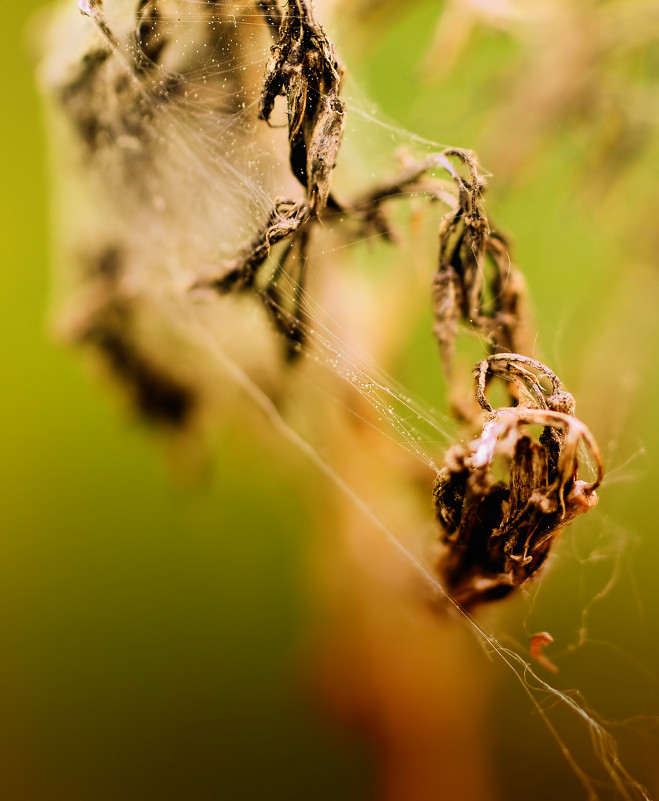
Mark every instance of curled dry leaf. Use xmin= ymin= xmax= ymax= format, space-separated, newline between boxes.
xmin=206 ymin=0 xmax=347 ymax=357
xmin=431 ymin=150 xmax=528 ymax=379
xmin=259 ymin=0 xmax=345 ymax=213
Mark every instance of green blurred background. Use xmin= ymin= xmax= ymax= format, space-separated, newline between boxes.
xmin=2 ymin=1 xmax=659 ymax=799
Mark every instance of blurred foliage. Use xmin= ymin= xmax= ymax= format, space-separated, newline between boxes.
xmin=2 ymin=1 xmax=659 ymax=799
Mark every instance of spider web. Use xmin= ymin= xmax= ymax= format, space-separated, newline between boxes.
xmin=38 ymin=2 xmax=656 ymax=798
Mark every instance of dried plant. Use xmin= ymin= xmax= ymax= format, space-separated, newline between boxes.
xmin=430 ymin=148 xmax=529 ymax=381
xmin=434 ymin=355 xmax=603 ymax=609
xmin=259 ymin=0 xmax=345 ymax=212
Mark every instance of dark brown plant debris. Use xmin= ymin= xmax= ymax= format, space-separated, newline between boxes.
xmin=198 ymin=0 xmax=347 ymax=357
xmin=203 ymin=200 xmax=312 ymax=359
xmin=83 ymin=318 xmax=197 ymax=427
xmin=259 ymin=0 xmax=345 ymax=213
xmin=67 ymin=247 xmax=198 ymax=428
xmin=208 ymin=200 xmax=311 ymax=294
xmin=431 ymin=149 xmax=528 ymax=380
xmin=346 ymin=150 xmax=458 ymax=241
xmin=427 ymin=154 xmax=603 ymax=610
xmin=201 ymin=199 xmax=312 ymax=360
xmin=434 ymin=354 xmax=603 ymax=609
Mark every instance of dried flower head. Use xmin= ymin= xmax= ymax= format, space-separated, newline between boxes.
xmin=434 ymin=354 xmax=603 ymax=609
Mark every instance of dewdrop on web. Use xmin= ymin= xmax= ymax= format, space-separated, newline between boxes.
xmin=36 ymin=2 xmax=653 ymax=799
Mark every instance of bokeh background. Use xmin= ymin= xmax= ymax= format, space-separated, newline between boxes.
xmin=2 ymin=1 xmax=659 ymax=799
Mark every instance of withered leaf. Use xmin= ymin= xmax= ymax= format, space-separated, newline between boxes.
xmin=259 ymin=0 xmax=345 ymax=213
